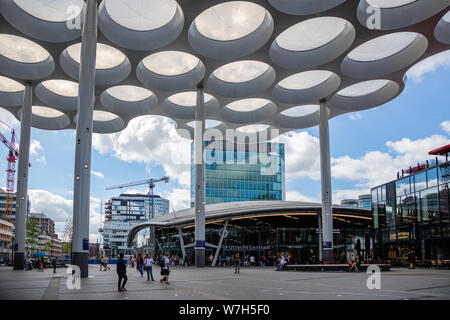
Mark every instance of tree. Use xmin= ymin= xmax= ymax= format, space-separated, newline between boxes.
xmin=26 ymin=216 xmax=40 ymax=254
xmin=44 ymin=240 xmax=52 ymax=256
xmin=63 ymin=218 xmax=73 ymax=257
xmin=63 ymin=217 xmax=73 ymax=242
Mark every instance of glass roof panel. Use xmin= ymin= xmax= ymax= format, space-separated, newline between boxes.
xmin=0 ymin=34 xmax=49 ymax=64
xmin=13 ymin=0 xmax=83 ymax=22
xmin=213 ymin=61 xmax=269 ymax=83
xmin=347 ymin=32 xmax=418 ymax=62
xmin=143 ymin=51 xmax=200 ymax=76
xmin=187 ymin=120 xmax=222 ymax=128
xmin=106 ymin=85 xmax=153 ymax=102
xmin=195 ymin=1 xmax=266 ymax=41
xmin=67 ymin=43 xmax=126 ymax=69
xmin=94 ymin=110 xmax=119 ymax=121
xmin=338 ymin=80 xmax=390 ymax=97
xmin=280 ymin=105 xmax=319 ymax=117
xmin=42 ymin=80 xmax=78 ymax=97
xmin=226 ymin=98 xmax=270 ymax=112
xmin=278 ymin=70 xmax=333 ymax=90
xmin=0 ymin=76 xmax=25 ymax=92
xmin=275 ymin=17 xmax=347 ymax=51
xmin=104 ymin=0 xmax=177 ymax=31
xmin=168 ymin=92 xmax=214 ymax=107
xmin=366 ymin=0 xmax=416 ymax=9
xmin=33 ymin=106 xmax=65 ymax=117
xmin=237 ymin=124 xmax=270 ymax=133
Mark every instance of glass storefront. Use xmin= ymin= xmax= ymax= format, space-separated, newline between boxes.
xmin=153 ymin=210 xmax=372 ymax=265
xmin=371 ymin=160 xmax=450 ymax=261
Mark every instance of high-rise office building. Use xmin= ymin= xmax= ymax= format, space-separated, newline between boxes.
xmin=103 ymin=193 xmax=169 ymax=256
xmin=190 ymin=141 xmax=285 ymax=206
xmin=0 ymin=189 xmax=30 ymax=223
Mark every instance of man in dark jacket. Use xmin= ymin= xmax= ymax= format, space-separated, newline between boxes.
xmin=117 ymin=253 xmax=127 ymax=292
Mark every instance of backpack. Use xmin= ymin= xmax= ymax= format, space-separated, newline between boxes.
xmin=158 ymin=258 xmax=166 ymax=268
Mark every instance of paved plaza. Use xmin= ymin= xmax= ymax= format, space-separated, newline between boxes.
xmin=0 ymin=265 xmax=449 ymax=300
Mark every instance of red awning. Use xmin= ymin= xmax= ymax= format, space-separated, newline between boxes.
xmin=429 ymin=144 xmax=450 ymax=156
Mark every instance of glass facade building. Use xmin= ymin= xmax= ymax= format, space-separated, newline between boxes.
xmin=371 ymin=159 xmax=450 ymax=261
xmin=190 ymin=141 xmax=285 ymax=206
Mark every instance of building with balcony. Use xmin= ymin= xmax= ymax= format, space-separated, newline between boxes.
xmin=0 ymin=189 xmax=30 ymax=224
xmin=0 ymin=218 xmax=13 ymax=261
xmin=30 ymin=212 xmax=55 ymax=237
xmin=103 ymin=193 xmax=170 ymax=257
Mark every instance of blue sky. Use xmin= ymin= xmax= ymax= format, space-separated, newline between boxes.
xmin=0 ymin=51 xmax=449 ymax=242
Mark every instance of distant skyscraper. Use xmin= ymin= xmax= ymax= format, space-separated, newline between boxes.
xmin=103 ymin=193 xmax=169 ymax=256
xmin=191 ymin=141 xmax=285 ymax=206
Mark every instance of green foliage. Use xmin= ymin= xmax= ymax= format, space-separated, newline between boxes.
xmin=25 ymin=216 xmax=40 ymax=253
xmin=63 ymin=242 xmax=72 ymax=256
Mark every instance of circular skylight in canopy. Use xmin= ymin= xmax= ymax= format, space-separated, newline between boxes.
xmin=0 ymin=76 xmax=24 ymax=107
xmin=0 ymin=0 xmax=83 ymax=42
xmin=13 ymin=0 xmax=83 ymax=22
xmin=137 ymin=51 xmax=205 ymax=91
xmin=342 ymin=32 xmax=428 ymax=79
xmin=35 ymin=80 xmax=79 ymax=111
xmin=222 ymin=99 xmax=277 ymax=124
xmin=270 ymin=17 xmax=355 ymax=70
xmin=98 ymin=0 xmax=184 ymax=51
xmin=208 ymin=61 xmax=275 ymax=98
xmin=275 ymin=105 xmax=320 ymax=129
xmin=331 ymin=79 xmax=400 ymax=112
xmin=273 ymin=70 xmax=341 ymax=105
xmin=60 ymin=43 xmax=131 ymax=86
xmin=357 ymin=0 xmax=448 ymax=30
xmin=163 ymin=92 xmax=219 ymax=120
xmin=100 ymin=85 xmax=158 ymax=115
xmin=0 ymin=34 xmax=54 ymax=80
xmin=189 ymin=1 xmax=274 ymax=59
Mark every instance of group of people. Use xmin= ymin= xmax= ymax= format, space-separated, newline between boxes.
xmin=116 ymin=253 xmax=172 ymax=292
xmin=24 ymin=256 xmax=58 ymax=273
xmin=99 ymin=256 xmax=110 ymax=271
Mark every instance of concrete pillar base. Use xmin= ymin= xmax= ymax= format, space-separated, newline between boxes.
xmin=72 ymin=252 xmax=88 ymax=278
xmin=13 ymin=252 xmax=24 ymax=270
xmin=195 ymin=249 xmax=205 ymax=267
xmin=322 ymin=249 xmax=333 ymax=262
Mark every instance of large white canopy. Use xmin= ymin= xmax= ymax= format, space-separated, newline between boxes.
xmin=0 ymin=0 xmax=448 ymax=136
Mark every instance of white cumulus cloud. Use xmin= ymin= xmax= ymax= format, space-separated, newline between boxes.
xmin=92 ymin=116 xmax=191 ymax=187
xmin=407 ymin=50 xmax=450 ymax=83
xmin=285 ymin=190 xmax=319 ymax=203
xmin=441 ymin=121 xmax=450 ymax=136
xmin=91 ymin=170 xmax=104 ymax=179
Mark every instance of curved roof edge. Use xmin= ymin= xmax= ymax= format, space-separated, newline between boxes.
xmin=127 ymin=200 xmax=371 ymax=247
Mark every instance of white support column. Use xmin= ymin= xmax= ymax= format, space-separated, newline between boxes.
xmin=317 ymin=213 xmax=323 ymax=262
xmin=177 ymin=227 xmax=186 ymax=262
xmin=13 ymin=82 xmax=32 ymax=270
xmin=212 ymin=219 xmax=229 ymax=266
xmin=194 ymin=84 xmax=206 ymax=267
xmin=72 ymin=0 xmax=97 ymax=278
xmin=319 ymin=99 xmax=333 ymax=262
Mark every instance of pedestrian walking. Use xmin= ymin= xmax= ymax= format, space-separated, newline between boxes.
xmin=250 ymin=255 xmax=255 ymax=266
xmin=234 ymin=253 xmax=241 ymax=274
xmin=52 ymin=257 xmax=56 ymax=273
xmin=261 ymin=255 xmax=266 ymax=268
xmin=137 ymin=254 xmax=144 ymax=277
xmin=144 ymin=255 xmax=155 ymax=281
xmin=159 ymin=253 xmax=171 ymax=284
xmin=39 ymin=257 xmax=44 ymax=272
xmin=117 ymin=253 xmax=127 ymax=292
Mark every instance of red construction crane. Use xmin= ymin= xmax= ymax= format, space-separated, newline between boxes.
xmin=0 ymin=120 xmax=18 ymax=222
